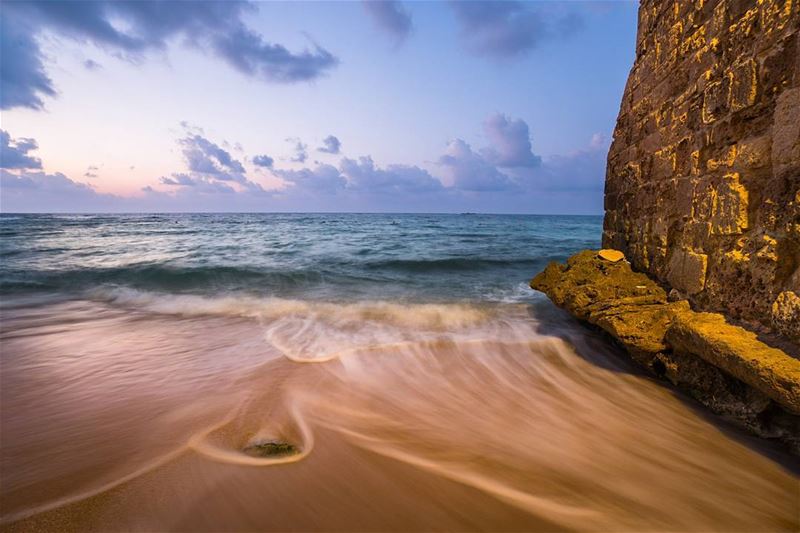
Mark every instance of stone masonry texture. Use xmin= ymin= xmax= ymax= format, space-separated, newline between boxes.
xmin=603 ymin=0 xmax=800 ymax=344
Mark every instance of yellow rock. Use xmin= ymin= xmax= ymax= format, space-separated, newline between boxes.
xmin=598 ymin=249 xmax=625 ymax=262
xmin=666 ymin=311 xmax=800 ymax=414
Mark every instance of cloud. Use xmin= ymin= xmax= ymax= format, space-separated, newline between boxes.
xmin=1 ymin=169 xmax=121 ymax=212
xmin=1 ymin=130 xmax=43 ymax=169
xmin=363 ymin=1 xmax=412 ymax=44
xmin=317 ymin=135 xmax=341 ymax=154
xmin=1 ymin=119 xmax=606 ymax=214
xmin=253 ymin=154 xmax=274 ymax=168
xmin=481 ymin=113 xmax=541 ymax=168
xmin=271 ymin=155 xmax=443 ymax=198
xmin=1 ymin=169 xmax=90 ymax=192
xmin=83 ymin=59 xmax=103 ymax=71
xmin=0 ymin=129 xmax=272 ymax=212
xmin=533 ymin=138 xmax=608 ymax=192
xmin=286 ymin=138 xmax=308 ymax=163
xmin=437 ymin=114 xmax=604 ymax=200
xmin=273 ymin=164 xmax=346 ymax=194
xmin=448 ymin=1 xmax=582 ymax=58
xmin=160 ymin=129 xmax=266 ymax=194
xmin=181 ymin=134 xmax=246 ymax=178
xmin=438 ymin=139 xmax=516 ymax=192
xmin=1 ymin=1 xmax=338 ymax=110
xmin=158 ymin=173 xmax=195 ymax=187
xmin=340 ymin=156 xmax=443 ymax=194
xmin=159 ymin=173 xmax=236 ymax=193
xmin=0 ymin=17 xmax=56 ymax=110
xmin=589 ymin=132 xmax=606 ymax=149
xmin=84 ymin=165 xmax=99 ymax=178
xmin=212 ymin=26 xmax=338 ymax=83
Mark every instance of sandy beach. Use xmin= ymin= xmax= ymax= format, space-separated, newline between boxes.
xmin=2 ymin=295 xmax=797 ymax=531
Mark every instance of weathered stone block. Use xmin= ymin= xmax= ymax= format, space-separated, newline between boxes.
xmin=667 ymin=247 xmax=708 ymax=294
xmin=711 ymin=173 xmax=749 ymax=235
xmin=772 ymin=87 xmax=800 ymax=180
xmin=735 ymin=135 xmax=771 ymax=169
xmin=728 ymin=59 xmax=758 ymax=111
xmin=706 ymin=144 xmax=737 ymax=171
xmin=676 ymin=177 xmax=696 ymax=217
xmin=760 ymin=35 xmax=798 ymax=98
xmin=726 ymin=5 xmax=760 ymax=58
xmin=772 ymin=291 xmax=800 ymax=343
xmin=702 ymin=78 xmax=728 ymax=123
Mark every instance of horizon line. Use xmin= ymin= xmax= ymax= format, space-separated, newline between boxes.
xmin=0 ymin=211 xmax=604 ymax=217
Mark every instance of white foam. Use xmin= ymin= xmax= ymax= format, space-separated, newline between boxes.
xmin=91 ymin=287 xmax=492 ymax=329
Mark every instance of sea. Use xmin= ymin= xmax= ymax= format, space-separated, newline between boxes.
xmin=0 ymin=213 xmax=797 ymax=531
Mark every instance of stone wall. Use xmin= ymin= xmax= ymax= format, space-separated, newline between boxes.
xmin=603 ymin=0 xmax=800 ymax=343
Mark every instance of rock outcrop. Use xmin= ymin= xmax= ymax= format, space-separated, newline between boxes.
xmin=243 ymin=440 xmax=299 ymax=458
xmin=532 ymin=251 xmax=800 ymax=450
xmin=602 ymin=0 xmax=800 ymax=344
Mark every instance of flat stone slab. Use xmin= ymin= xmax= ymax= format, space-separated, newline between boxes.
xmin=667 ymin=313 xmax=800 ymax=414
xmin=598 ymin=249 xmax=625 ymax=262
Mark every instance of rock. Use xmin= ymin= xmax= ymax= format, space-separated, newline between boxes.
xmin=531 ymin=250 xmax=675 ymax=363
xmin=709 ymin=174 xmax=749 ymax=236
xmin=666 ymin=248 xmax=707 ymax=296
xmin=652 ymin=350 xmax=774 ymax=426
xmin=602 ymin=0 xmax=799 ymax=340
xmin=668 ymin=288 xmax=686 ymax=302
xmin=243 ymin=440 xmax=299 ymax=458
xmin=531 ymin=250 xmax=800 ymax=448
xmin=598 ymin=249 xmax=625 ymax=262
xmin=772 ymin=291 xmax=800 ymax=344
xmin=666 ymin=313 xmax=800 ymax=415
xmin=593 ymin=302 xmax=688 ymax=364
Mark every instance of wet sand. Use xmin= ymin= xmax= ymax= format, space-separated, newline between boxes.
xmin=1 ymin=296 xmax=798 ymax=531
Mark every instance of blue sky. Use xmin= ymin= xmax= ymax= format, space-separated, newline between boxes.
xmin=0 ymin=1 xmax=638 ymax=213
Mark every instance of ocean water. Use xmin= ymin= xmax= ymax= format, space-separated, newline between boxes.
xmin=1 ymin=213 xmax=797 ymax=532
xmin=0 ymin=213 xmax=600 ymax=302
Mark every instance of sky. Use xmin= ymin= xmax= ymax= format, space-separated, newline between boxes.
xmin=0 ymin=0 xmax=638 ymax=214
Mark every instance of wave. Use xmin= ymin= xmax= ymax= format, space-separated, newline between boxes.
xmin=364 ymin=257 xmax=543 ymax=273
xmin=482 ymin=281 xmax=545 ymax=303
xmin=92 ymin=287 xmax=495 ymax=329
xmin=87 ymin=287 xmax=530 ymax=363
xmin=0 ymin=255 xmax=556 ymax=301
xmin=0 ymin=264 xmax=339 ymax=294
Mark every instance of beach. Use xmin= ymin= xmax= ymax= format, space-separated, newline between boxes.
xmin=1 ymin=214 xmax=797 ymax=531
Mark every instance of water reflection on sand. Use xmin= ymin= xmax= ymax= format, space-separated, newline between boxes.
xmin=1 ymin=296 xmax=798 ymax=531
